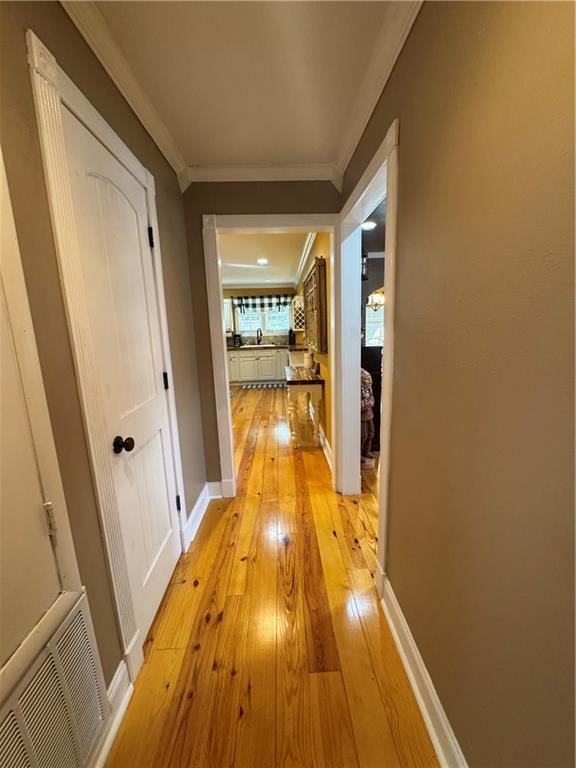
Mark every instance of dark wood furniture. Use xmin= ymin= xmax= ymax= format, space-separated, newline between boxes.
xmin=303 ymin=257 xmax=327 ymax=353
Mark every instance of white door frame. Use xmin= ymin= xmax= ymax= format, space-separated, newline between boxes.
xmin=27 ymin=30 xmax=187 ymax=680
xmin=203 ymin=214 xmax=337 ymax=495
xmin=336 ymin=119 xmax=399 ymax=589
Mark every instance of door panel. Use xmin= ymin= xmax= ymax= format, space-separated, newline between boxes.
xmin=62 ymin=107 xmax=180 ymax=642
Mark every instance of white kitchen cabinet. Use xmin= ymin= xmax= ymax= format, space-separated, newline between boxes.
xmin=228 ymin=348 xmax=291 ymax=382
xmin=238 ymin=354 xmax=258 ymax=381
xmin=256 ymin=352 xmax=276 ymax=381
xmin=228 ymin=353 xmax=239 ymax=382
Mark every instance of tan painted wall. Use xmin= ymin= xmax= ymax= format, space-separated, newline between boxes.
xmin=0 ymin=1 xmax=206 ymax=684
xmin=344 ymin=2 xmax=574 ymax=765
xmin=296 ymin=233 xmax=332 ymax=445
xmin=184 ymin=181 xmax=341 ymax=480
xmin=223 ymin=286 xmax=296 ymax=298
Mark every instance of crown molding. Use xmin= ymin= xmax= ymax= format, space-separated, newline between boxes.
xmin=178 ymin=164 xmax=342 ymax=194
xmin=61 ymin=0 xmax=419 ymax=192
xmin=334 ymin=1 xmax=422 ymax=177
xmin=60 ymin=1 xmax=187 ymax=176
xmin=295 ymin=232 xmax=317 ymax=287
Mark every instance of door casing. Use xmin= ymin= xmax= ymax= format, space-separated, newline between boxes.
xmin=202 ymin=213 xmax=337 ymax=497
xmin=336 ymin=118 xmax=400 ymax=589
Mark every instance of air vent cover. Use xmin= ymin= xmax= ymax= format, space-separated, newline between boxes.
xmin=0 ymin=594 xmax=109 ymax=768
xmin=0 ymin=711 xmax=31 ymax=768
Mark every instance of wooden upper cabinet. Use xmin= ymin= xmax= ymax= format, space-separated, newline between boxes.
xmin=303 ymin=257 xmax=327 ymax=353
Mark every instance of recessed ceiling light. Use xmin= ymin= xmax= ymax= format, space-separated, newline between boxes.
xmin=361 ymin=221 xmax=377 ymax=231
xmin=257 ymin=257 xmax=268 ymax=265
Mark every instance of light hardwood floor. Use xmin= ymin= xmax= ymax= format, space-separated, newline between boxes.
xmin=106 ymin=387 xmax=438 ymax=768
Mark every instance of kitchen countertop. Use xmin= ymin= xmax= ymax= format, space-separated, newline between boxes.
xmin=228 ymin=345 xmax=308 ymax=351
xmin=285 ymin=366 xmax=324 ymax=384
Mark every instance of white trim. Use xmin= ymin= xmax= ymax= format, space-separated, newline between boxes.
xmin=380 ymin=579 xmax=468 ymax=768
xmin=144 ymin=171 xmax=188 ymax=541
xmin=106 ymin=660 xmax=132 ymax=715
xmin=207 ymin=481 xmax=224 ymax=498
xmin=203 ymin=216 xmax=237 ymax=500
xmin=366 ymin=251 xmax=386 ymax=260
xmin=90 ymin=661 xmax=134 ymax=768
xmin=340 ymin=119 xmax=398 ymax=224
xmin=210 ymin=214 xmax=336 ymax=235
xmin=181 ymin=484 xmax=211 ymax=551
xmin=334 ymin=224 xmax=362 ymax=495
xmin=204 ymin=214 xmax=337 ymax=493
xmin=294 ymin=232 xmax=317 ymax=287
xmin=179 ymin=164 xmax=342 ymax=193
xmin=27 ymin=30 xmax=187 ymax=683
xmin=60 ymin=1 xmax=186 ymax=179
xmin=335 ymin=2 xmax=421 ymax=176
xmin=60 ymin=0 xmax=418 ymax=194
xmin=335 ymin=118 xmax=399 ymax=562
xmin=319 ymin=425 xmax=333 ymax=475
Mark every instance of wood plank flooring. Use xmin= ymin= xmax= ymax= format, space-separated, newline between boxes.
xmin=107 ymin=387 xmax=438 ymax=768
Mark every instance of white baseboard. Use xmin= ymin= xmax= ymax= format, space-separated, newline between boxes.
xmin=90 ymin=660 xmax=133 ymax=768
xmin=181 ymin=484 xmax=211 ymax=551
xmin=319 ymin=425 xmax=333 ymax=474
xmin=181 ymin=480 xmax=232 ymax=551
xmin=381 ymin=578 xmax=468 ymax=768
xmin=206 ymin=481 xmax=223 ymax=498
xmin=221 ymin=478 xmax=236 ymax=497
xmin=206 ymin=479 xmax=235 ymax=498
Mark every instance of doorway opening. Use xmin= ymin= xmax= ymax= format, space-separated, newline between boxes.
xmin=202 ymin=215 xmax=337 ymax=497
xmin=361 ymin=200 xmax=386 ymax=511
xmin=335 ymin=119 xmax=398 ymax=594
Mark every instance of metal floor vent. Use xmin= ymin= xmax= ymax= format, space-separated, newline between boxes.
xmin=0 ymin=594 xmax=109 ymax=768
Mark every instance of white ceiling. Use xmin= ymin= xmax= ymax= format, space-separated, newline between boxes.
xmin=65 ymin=2 xmax=421 ymax=189
xmin=219 ymin=232 xmax=308 ymax=287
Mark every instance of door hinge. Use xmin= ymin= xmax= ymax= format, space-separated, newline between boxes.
xmin=175 ymin=494 xmax=181 ymax=512
xmin=147 ymin=226 xmax=155 ymax=248
xmin=163 ymin=371 xmax=169 ymax=390
xmin=44 ymin=501 xmax=57 ymax=536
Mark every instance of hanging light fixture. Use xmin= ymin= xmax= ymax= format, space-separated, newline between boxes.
xmin=366 ymin=286 xmax=385 ymax=311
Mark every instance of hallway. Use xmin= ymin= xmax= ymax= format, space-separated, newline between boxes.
xmin=106 ymin=387 xmax=438 ymax=767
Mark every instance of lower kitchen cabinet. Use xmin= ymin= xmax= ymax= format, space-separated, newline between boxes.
xmin=228 ymin=348 xmax=289 ymax=382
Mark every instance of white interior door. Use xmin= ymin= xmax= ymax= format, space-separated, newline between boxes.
xmin=0 ymin=146 xmax=82 ymax=691
xmin=61 ymin=108 xmax=181 ymax=642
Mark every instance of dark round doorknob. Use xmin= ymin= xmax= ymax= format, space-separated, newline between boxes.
xmin=113 ymin=435 xmax=135 ymax=454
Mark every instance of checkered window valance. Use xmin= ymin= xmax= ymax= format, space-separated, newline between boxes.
xmin=233 ymin=295 xmax=293 ymax=312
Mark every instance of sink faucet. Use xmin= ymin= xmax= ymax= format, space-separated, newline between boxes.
xmin=256 ymin=328 xmax=262 ymax=345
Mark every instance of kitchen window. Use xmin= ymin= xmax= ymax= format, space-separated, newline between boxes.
xmin=235 ymin=305 xmax=291 ymax=334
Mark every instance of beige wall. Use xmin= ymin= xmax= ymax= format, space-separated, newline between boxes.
xmin=223 ymin=286 xmax=296 ymax=298
xmin=296 ymin=233 xmax=332 ymax=444
xmin=184 ymin=181 xmax=341 ymax=480
xmin=344 ymin=2 xmax=574 ymax=765
xmin=0 ymin=1 xmax=206 ymax=684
